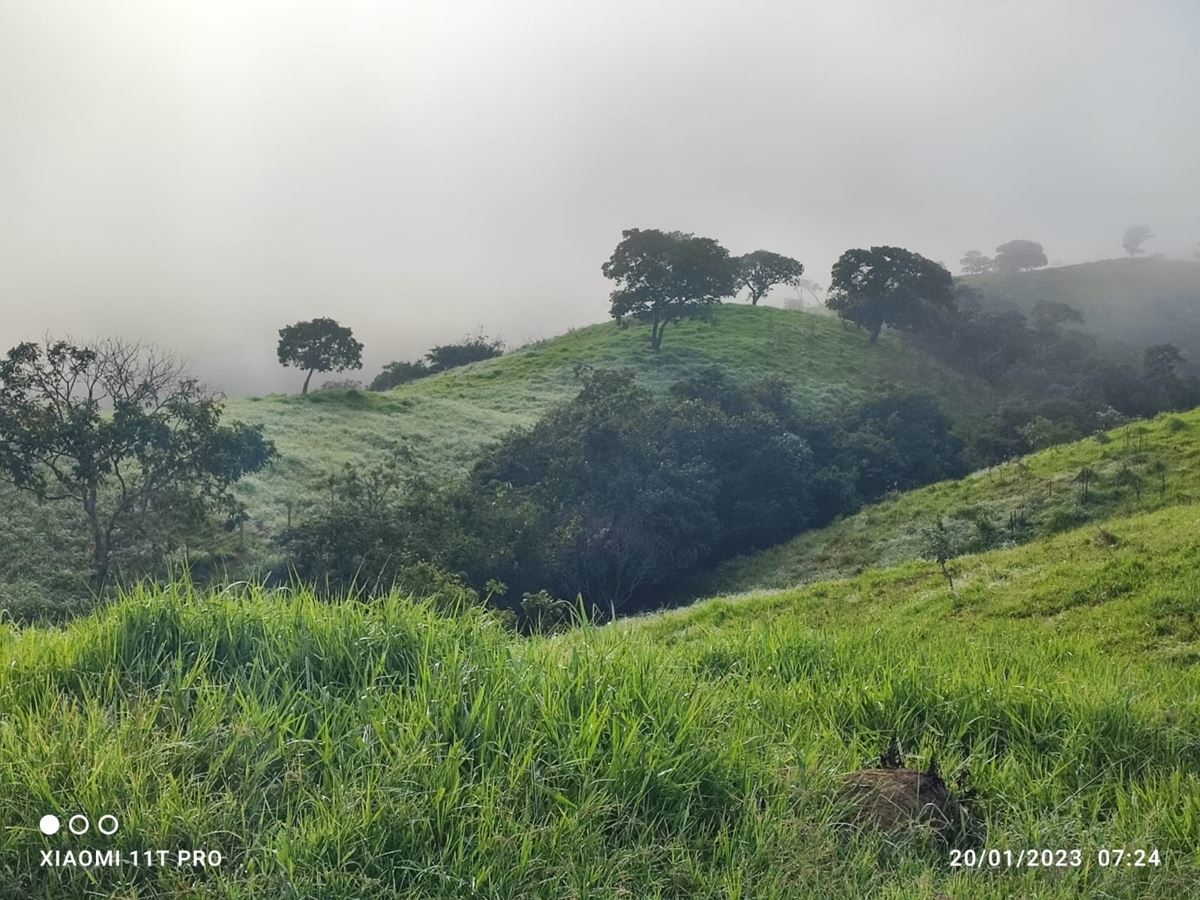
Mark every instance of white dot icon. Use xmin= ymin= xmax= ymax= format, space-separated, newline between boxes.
xmin=39 ymin=815 xmax=60 ymax=836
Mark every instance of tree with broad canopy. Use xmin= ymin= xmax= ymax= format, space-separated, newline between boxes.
xmin=736 ymin=249 xmax=805 ymax=305
xmin=826 ymin=246 xmax=956 ymax=344
xmin=277 ymin=317 xmax=363 ymax=394
xmin=602 ymin=228 xmax=739 ymax=350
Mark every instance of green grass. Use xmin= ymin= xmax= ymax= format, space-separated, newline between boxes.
xmin=225 ymin=305 xmax=990 ymax=531
xmin=963 ymin=257 xmax=1200 ymax=360
xmin=2 ymin=489 xmax=1199 ymax=897
xmin=696 ymin=408 xmax=1200 ymax=597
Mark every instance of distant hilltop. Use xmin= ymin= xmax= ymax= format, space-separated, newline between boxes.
xmin=963 ymin=257 xmax=1200 ymax=364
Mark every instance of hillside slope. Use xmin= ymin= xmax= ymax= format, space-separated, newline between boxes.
xmin=3 ymin=492 xmax=1198 ymax=897
xmin=697 ymin=408 xmax=1200 ymax=597
xmin=226 ymin=305 xmax=990 ymax=530
xmin=963 ymin=258 xmax=1200 ymax=362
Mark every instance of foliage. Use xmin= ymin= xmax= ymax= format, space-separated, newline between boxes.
xmin=1030 ymin=299 xmax=1084 ymax=332
xmin=274 ymin=446 xmax=471 ymax=601
xmin=827 ymin=246 xmax=957 ymax=344
xmin=0 ymin=339 xmax=275 ymax=588
xmin=959 ymin=250 xmax=994 ymax=275
xmin=1123 ymin=225 xmax=1155 ymax=257
xmin=993 ymin=239 xmax=1047 ymax=273
xmin=424 ymin=332 xmax=505 ymax=371
xmin=602 ymin=228 xmax=740 ymax=350
xmin=455 ymin=369 xmax=964 ymax=613
xmin=735 ymin=249 xmax=805 ymax=305
xmin=918 ymin=517 xmax=963 ymax=588
xmin=914 ymin=290 xmax=1200 ymax=459
xmin=274 ymin=365 xmax=966 ymax=616
xmin=1143 ymin=344 xmax=1189 ymax=409
xmin=369 ymin=333 xmax=503 ymax=391
xmin=313 ymin=378 xmax=363 ymax=391
xmin=276 ymin=317 xmax=364 ymax=394
xmin=700 ymin=406 xmax=1200 ymax=597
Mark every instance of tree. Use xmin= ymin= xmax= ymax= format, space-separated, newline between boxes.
xmin=1143 ymin=343 xmax=1184 ymax=384
xmin=826 ymin=246 xmax=956 ymax=344
xmin=277 ymin=318 xmax=363 ymax=394
xmin=993 ymin=239 xmax=1047 ymax=273
xmin=602 ymin=228 xmax=740 ymax=350
xmin=0 ymin=339 xmax=275 ymax=588
xmin=1143 ymin=343 xmax=1185 ymax=408
xmin=919 ymin=518 xmax=960 ymax=589
xmin=735 ymin=249 xmax=805 ymax=305
xmin=1122 ymin=225 xmax=1154 ymax=257
xmin=959 ymin=250 xmax=994 ymax=275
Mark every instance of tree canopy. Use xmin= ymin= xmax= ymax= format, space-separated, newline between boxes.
xmin=0 ymin=339 xmax=275 ymax=587
xmin=959 ymin=250 xmax=994 ymax=275
xmin=1122 ymin=225 xmax=1154 ymax=257
xmin=993 ymin=239 xmax=1047 ymax=273
xmin=277 ymin=318 xmax=363 ymax=394
xmin=826 ymin=246 xmax=956 ymax=344
xmin=736 ymin=250 xmax=805 ymax=305
xmin=602 ymin=228 xmax=739 ymax=350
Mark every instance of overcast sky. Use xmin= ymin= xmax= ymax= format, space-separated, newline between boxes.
xmin=2 ymin=0 xmax=1198 ymax=394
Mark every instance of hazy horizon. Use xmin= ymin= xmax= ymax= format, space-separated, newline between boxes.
xmin=4 ymin=0 xmax=1199 ymax=395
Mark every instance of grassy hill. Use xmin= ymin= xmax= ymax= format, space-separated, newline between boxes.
xmin=963 ymin=258 xmax=1200 ymax=362
xmin=226 ymin=305 xmax=990 ymax=531
xmin=696 ymin=408 xmax=1200 ymax=597
xmin=4 ymin=465 xmax=1198 ymax=896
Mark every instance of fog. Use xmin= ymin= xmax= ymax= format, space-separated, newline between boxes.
xmin=2 ymin=0 xmax=1198 ymax=395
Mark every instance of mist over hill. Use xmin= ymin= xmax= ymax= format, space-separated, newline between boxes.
xmin=964 ymin=258 xmax=1200 ymax=364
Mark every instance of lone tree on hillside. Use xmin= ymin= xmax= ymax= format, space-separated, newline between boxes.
xmin=919 ymin=518 xmax=960 ymax=589
xmin=826 ymin=246 xmax=956 ymax=344
xmin=959 ymin=250 xmax=994 ymax=275
xmin=0 ymin=339 xmax=275 ymax=588
xmin=277 ymin=318 xmax=363 ymax=394
xmin=1122 ymin=225 xmax=1155 ymax=257
xmin=993 ymin=239 xmax=1047 ymax=273
xmin=602 ymin=228 xmax=739 ymax=350
xmin=735 ymin=249 xmax=805 ymax=305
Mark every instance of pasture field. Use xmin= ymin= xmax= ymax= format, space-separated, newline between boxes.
xmin=2 ymin=494 xmax=1197 ymax=897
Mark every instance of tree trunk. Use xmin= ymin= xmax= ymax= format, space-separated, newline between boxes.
xmin=651 ymin=320 xmax=666 ymax=350
xmin=84 ymin=488 xmax=109 ymax=589
xmin=302 ymin=368 xmax=315 ymax=394
xmin=868 ymin=324 xmax=881 ymax=344
xmin=649 ymin=310 xmax=663 ymax=350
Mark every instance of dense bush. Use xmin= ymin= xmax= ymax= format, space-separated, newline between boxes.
xmin=370 ymin=333 xmax=504 ymax=390
xmin=368 ymin=360 xmax=429 ymax=391
xmin=915 ymin=292 xmax=1200 ymax=461
xmin=279 ymin=368 xmax=969 ymax=619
